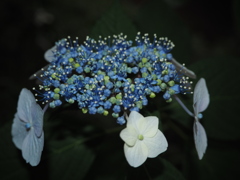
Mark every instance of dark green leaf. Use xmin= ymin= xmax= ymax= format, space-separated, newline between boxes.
xmin=0 ymin=122 xmax=30 ymax=180
xmin=90 ymin=1 xmax=137 ymax=40
xmin=135 ymin=0 xmax=192 ymax=64
xmin=190 ymin=147 xmax=240 ymax=180
xmin=146 ymin=158 xmax=186 ymax=180
xmin=167 ymin=95 xmax=192 ymax=129
xmin=83 ymin=133 xmax=127 ymax=180
xmin=48 ymin=138 xmax=95 ymax=180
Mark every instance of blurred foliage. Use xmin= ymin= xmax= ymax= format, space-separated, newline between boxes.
xmin=1 ymin=0 xmax=240 ymax=179
xmin=91 ymin=1 xmax=137 ymax=40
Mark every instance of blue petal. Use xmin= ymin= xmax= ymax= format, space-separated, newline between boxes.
xmin=17 ymin=88 xmax=36 ymax=123
xmin=44 ymin=46 xmax=56 ymax=62
xmin=22 ymin=129 xmax=44 ymax=166
xmin=11 ymin=113 xmax=28 ymax=150
xmin=30 ymin=103 xmax=44 ymax=138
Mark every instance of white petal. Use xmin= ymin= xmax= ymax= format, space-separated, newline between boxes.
xmin=193 ymin=78 xmax=210 ymax=115
xmin=141 ymin=116 xmax=158 ymax=138
xmin=120 ymin=125 xmax=137 ymax=146
xmin=17 ymin=88 xmax=36 ymax=123
xmin=128 ymin=111 xmax=147 ymax=134
xmin=171 ymin=58 xmax=196 ymax=79
xmin=22 ymin=129 xmax=44 ymax=166
xmin=31 ymin=104 xmax=44 ymax=137
xmin=128 ymin=111 xmax=144 ymax=124
xmin=44 ymin=46 xmax=56 ymax=62
xmin=144 ymin=130 xmax=168 ymax=158
xmin=193 ymin=121 xmax=207 ymax=160
xmin=11 ymin=113 xmax=28 ymax=150
xmin=124 ymin=140 xmax=148 ymax=167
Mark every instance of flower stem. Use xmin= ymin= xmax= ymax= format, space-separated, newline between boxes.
xmin=173 ymin=95 xmax=194 ymax=117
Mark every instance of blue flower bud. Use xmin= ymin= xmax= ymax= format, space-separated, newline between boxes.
xmin=113 ymin=105 xmax=121 ymax=113
xmin=117 ymin=116 xmax=126 ymax=125
xmin=163 ymin=91 xmax=170 ymax=100
xmin=104 ymin=101 xmax=112 ymax=109
xmin=89 ymin=107 xmax=97 ymax=114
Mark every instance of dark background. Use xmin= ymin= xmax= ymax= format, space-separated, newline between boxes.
xmin=0 ymin=0 xmax=240 ymax=179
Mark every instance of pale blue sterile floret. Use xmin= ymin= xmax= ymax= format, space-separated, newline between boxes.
xmin=34 ymin=33 xmax=192 ymax=124
xmin=11 ymin=88 xmax=44 ymax=166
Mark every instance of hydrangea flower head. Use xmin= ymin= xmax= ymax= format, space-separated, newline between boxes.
xmin=120 ymin=111 xmax=168 ymax=167
xmin=11 ymin=88 xmax=44 ymax=166
xmin=34 ymin=33 xmax=192 ymax=124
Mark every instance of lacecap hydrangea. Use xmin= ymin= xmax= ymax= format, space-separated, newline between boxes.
xmin=33 ymin=33 xmax=192 ymax=124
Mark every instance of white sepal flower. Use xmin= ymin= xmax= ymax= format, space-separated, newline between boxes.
xmin=11 ymin=88 xmax=44 ymax=166
xmin=193 ymin=78 xmax=210 ymax=160
xmin=120 ymin=111 xmax=168 ymax=167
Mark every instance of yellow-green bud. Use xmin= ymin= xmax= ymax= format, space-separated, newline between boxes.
xmin=68 ymin=99 xmax=74 ymax=104
xmin=168 ymin=80 xmax=175 ymax=86
xmin=142 ymin=72 xmax=148 ymax=78
xmin=74 ymin=63 xmax=80 ymax=68
xmin=116 ymin=93 xmax=122 ymax=100
xmin=68 ymin=58 xmax=74 ymax=62
xmin=54 ymin=88 xmax=60 ymax=93
xmin=169 ymin=88 xmax=175 ymax=95
xmin=109 ymin=97 xmax=116 ymax=104
xmin=142 ymin=58 xmax=148 ymax=63
xmin=103 ymin=110 xmax=109 ymax=116
xmin=162 ymin=70 xmax=168 ymax=75
xmin=160 ymin=83 xmax=167 ymax=90
xmin=150 ymin=92 xmax=156 ymax=98
xmin=82 ymin=108 xmax=88 ymax=114
xmin=157 ymin=79 xmax=162 ymax=85
xmin=166 ymin=98 xmax=172 ymax=103
xmin=112 ymin=113 xmax=119 ymax=118
xmin=53 ymin=94 xmax=60 ymax=100
xmin=152 ymin=74 xmax=157 ymax=80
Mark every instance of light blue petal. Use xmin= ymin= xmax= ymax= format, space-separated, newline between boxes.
xmin=30 ymin=103 xmax=44 ymax=137
xmin=193 ymin=78 xmax=210 ymax=115
xmin=11 ymin=113 xmax=28 ymax=150
xmin=193 ymin=121 xmax=207 ymax=160
xmin=44 ymin=46 xmax=56 ymax=62
xmin=22 ymin=129 xmax=44 ymax=166
xmin=17 ymin=88 xmax=36 ymax=123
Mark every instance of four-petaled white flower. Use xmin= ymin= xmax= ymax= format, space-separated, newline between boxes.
xmin=120 ymin=111 xmax=168 ymax=167
xmin=193 ymin=78 xmax=210 ymax=160
xmin=11 ymin=88 xmax=44 ymax=166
